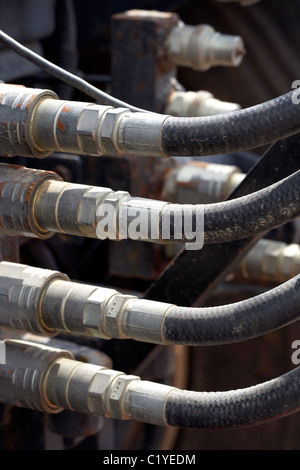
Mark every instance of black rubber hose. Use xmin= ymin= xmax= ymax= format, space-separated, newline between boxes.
xmin=162 ymin=91 xmax=300 ymax=156
xmin=165 ymin=364 xmax=300 ymax=429
xmin=163 ymin=169 xmax=300 ymax=245
xmin=2 ymin=29 xmax=300 ymax=154
xmin=163 ymin=273 xmax=300 ymax=345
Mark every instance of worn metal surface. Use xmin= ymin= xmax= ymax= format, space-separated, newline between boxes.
xmin=0 ymin=339 xmax=73 ymax=413
xmin=0 ymin=163 xmax=62 ymax=238
xmin=111 ymin=10 xmax=180 ymax=113
xmin=0 ymin=235 xmax=19 ymax=262
xmin=0 ymin=85 xmax=57 ymax=158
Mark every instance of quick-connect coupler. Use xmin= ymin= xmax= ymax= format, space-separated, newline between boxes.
xmin=0 ymin=163 xmax=204 ymax=248
xmin=0 ymin=339 xmax=175 ymax=425
xmin=167 ymin=22 xmax=245 ymax=71
xmin=0 ymin=83 xmax=168 ymax=158
xmin=0 ymin=163 xmax=202 ymax=247
xmin=0 ymin=261 xmax=173 ymax=344
xmin=165 ymin=90 xmax=241 ymax=117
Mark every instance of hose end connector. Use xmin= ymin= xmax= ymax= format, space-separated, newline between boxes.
xmin=168 ymin=23 xmax=245 ymax=71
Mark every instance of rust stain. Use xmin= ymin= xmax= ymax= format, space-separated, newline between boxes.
xmin=62 ymin=105 xmax=72 ymax=113
xmin=0 ymin=181 xmax=8 ymax=196
xmin=57 ymin=117 xmax=66 ymax=132
xmin=24 ymin=182 xmax=36 ymax=203
xmin=137 ymin=82 xmax=145 ymax=91
xmin=25 ymin=95 xmax=38 ymax=110
xmin=189 ymin=161 xmax=209 ymax=168
xmin=5 ymin=164 xmax=24 ymax=170
xmin=177 ymin=181 xmax=199 ymax=190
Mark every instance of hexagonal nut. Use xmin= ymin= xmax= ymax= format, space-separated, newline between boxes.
xmin=77 ymin=187 xmax=113 ymax=237
xmin=87 ymin=369 xmax=122 ymax=415
xmin=83 ymin=288 xmax=118 ymax=338
xmin=77 ymin=107 xmax=101 ymax=155
xmin=99 ymin=108 xmax=129 ymax=156
xmin=104 ymin=294 xmax=137 ymax=339
xmin=108 ymin=375 xmax=140 ymax=420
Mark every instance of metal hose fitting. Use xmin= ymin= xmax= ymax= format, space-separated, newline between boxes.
xmin=167 ymin=22 xmax=245 ymax=71
xmin=0 ymin=163 xmax=62 ymax=238
xmin=0 ymin=83 xmax=57 ymax=158
xmin=0 ymin=83 xmax=168 ymax=158
xmin=0 ymin=339 xmax=175 ymax=425
xmin=165 ymin=90 xmax=241 ymax=117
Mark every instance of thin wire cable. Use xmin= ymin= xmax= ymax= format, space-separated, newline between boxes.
xmin=0 ymin=29 xmax=149 ymax=113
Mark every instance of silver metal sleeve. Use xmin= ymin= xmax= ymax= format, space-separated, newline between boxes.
xmin=0 ymin=339 xmax=73 ymax=413
xmin=0 ymin=261 xmax=69 ymax=335
xmin=119 ymin=197 xmax=170 ymax=242
xmin=124 ymin=379 xmax=175 ymax=426
xmin=120 ymin=298 xmax=174 ymax=344
xmin=117 ymin=111 xmax=169 ymax=157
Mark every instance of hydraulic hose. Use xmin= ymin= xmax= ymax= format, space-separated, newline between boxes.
xmin=164 ymin=365 xmax=300 ymax=429
xmin=164 ymin=168 xmax=300 ymax=245
xmin=161 ymin=91 xmax=300 ymax=156
xmin=0 ymin=163 xmax=299 ymax=246
xmin=1 ymin=338 xmax=300 ymax=429
xmin=0 ymin=84 xmax=300 ymax=158
xmin=1 ymin=261 xmax=300 ymax=346
xmin=163 ymin=274 xmax=300 ymax=345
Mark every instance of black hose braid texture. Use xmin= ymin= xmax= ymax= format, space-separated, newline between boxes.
xmin=162 ymin=91 xmax=300 ymax=156
xmin=203 ymin=168 xmax=300 ymax=243
xmin=163 ymin=169 xmax=300 ymax=244
xmin=163 ymin=274 xmax=300 ymax=345
xmin=165 ymin=364 xmax=300 ymax=429
xmin=161 ymin=170 xmax=300 ymax=244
